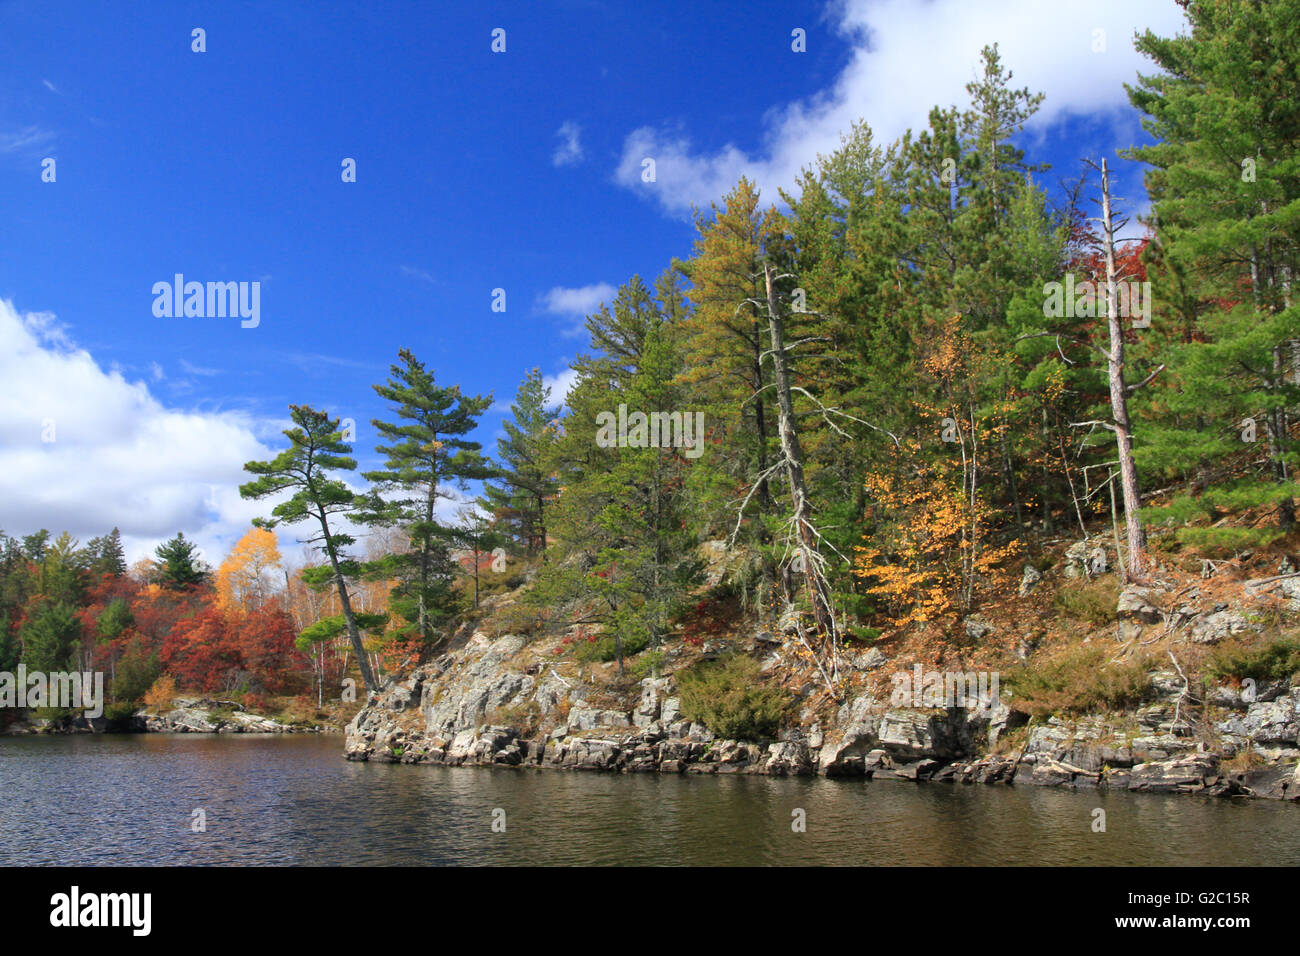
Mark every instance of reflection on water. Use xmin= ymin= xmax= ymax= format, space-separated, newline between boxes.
xmin=1 ymin=735 xmax=1295 ymax=866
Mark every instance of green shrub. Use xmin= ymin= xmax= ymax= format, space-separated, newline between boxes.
xmin=845 ymin=625 xmax=882 ymax=645
xmin=484 ymin=600 xmax=548 ymax=638
xmin=1205 ymin=636 xmax=1300 ymax=684
xmin=574 ymin=629 xmax=649 ymax=663
xmin=1052 ymin=577 xmax=1120 ymax=627
xmin=1175 ymin=526 xmax=1285 ymax=553
xmin=628 ymin=650 xmax=666 ymax=680
xmin=677 ymin=654 xmax=792 ymax=741
xmin=33 ymin=706 xmax=74 ymax=722
xmin=103 ymin=701 xmax=139 ymax=722
xmin=1004 ymin=644 xmax=1152 ymax=718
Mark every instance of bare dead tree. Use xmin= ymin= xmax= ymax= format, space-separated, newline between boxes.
xmin=763 ymin=263 xmax=838 ymax=641
xmin=1087 ymin=158 xmax=1149 ymax=580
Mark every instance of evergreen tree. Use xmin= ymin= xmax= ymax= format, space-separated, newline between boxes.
xmin=0 ymin=612 xmax=17 ymax=673
xmin=541 ymin=292 xmax=701 ymax=673
xmin=1128 ymin=0 xmax=1300 ymax=543
xmin=85 ymin=528 xmax=127 ymax=577
xmin=482 ymin=369 xmax=560 ymax=554
xmin=361 ymin=349 xmax=492 ymax=645
xmin=240 ymin=405 xmax=379 ymax=695
xmin=678 ymin=182 xmax=781 ymax=546
xmin=154 ymin=533 xmax=207 ymax=590
xmin=20 ymin=600 xmax=82 ymax=673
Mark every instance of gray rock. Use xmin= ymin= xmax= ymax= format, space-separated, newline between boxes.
xmin=877 ymin=709 xmax=965 ymax=760
xmin=819 ymin=695 xmax=881 ymax=775
xmin=567 ymin=707 xmax=631 ymax=732
xmin=849 ymin=647 xmax=887 ymax=671
xmin=963 ymin=614 xmax=995 ymax=642
xmin=1128 ymin=754 xmax=1219 ymax=793
xmin=764 ymin=740 xmax=812 ymax=776
xmin=1019 ymin=563 xmax=1042 ymax=596
xmin=1215 ymin=694 xmax=1300 ymax=745
xmin=632 ymin=678 xmax=666 ymax=729
xmin=1190 ymin=610 xmax=1259 ymax=645
xmin=1117 ymin=585 xmax=1162 ymax=640
xmin=1063 ymin=541 xmax=1088 ymax=579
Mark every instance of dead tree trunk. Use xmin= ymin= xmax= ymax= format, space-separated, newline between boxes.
xmin=764 ymin=263 xmax=835 ymax=639
xmin=1098 ymin=159 xmax=1147 ymax=579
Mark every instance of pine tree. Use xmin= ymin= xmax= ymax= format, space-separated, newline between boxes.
xmin=154 ymin=533 xmax=207 ymax=591
xmin=240 ymin=405 xmax=379 ymax=695
xmin=0 ymin=612 xmax=17 ymax=673
xmin=361 ymin=349 xmax=492 ymax=645
xmin=678 ymin=181 xmax=782 ymax=546
xmin=85 ymin=528 xmax=127 ymax=577
xmin=1127 ymin=0 xmax=1300 ymax=543
xmin=20 ymin=600 xmax=82 ymax=673
xmin=542 ymin=294 xmax=701 ymax=674
xmin=482 ymin=369 xmax=560 ymax=554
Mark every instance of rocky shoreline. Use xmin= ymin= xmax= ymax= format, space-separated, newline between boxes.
xmin=1 ymin=696 xmax=330 ymax=735
xmin=343 ymin=629 xmax=1300 ymax=803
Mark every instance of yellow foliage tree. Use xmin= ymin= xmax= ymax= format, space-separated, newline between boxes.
xmin=215 ymin=527 xmax=284 ymax=614
xmin=142 ymin=674 xmax=177 ymax=714
xmin=854 ymin=458 xmax=1019 ymax=631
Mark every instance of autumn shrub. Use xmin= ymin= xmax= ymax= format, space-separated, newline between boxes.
xmin=233 ymin=605 xmax=301 ymax=692
xmin=1205 ymin=635 xmax=1300 ymax=684
xmin=677 ymin=654 xmax=791 ymax=741
xmin=1051 ymin=576 xmax=1120 ymax=627
xmin=142 ymin=674 xmax=178 ymax=714
xmin=1004 ymin=644 xmax=1152 ymax=718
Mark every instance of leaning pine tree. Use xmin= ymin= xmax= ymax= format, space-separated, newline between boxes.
xmin=239 ymin=405 xmax=379 ymax=696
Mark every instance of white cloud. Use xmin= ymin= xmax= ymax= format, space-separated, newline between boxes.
xmin=179 ymin=358 xmax=220 ymax=376
xmin=539 ymin=283 xmax=616 ymax=336
xmin=540 ymin=283 xmax=615 ymax=316
xmin=542 ymin=368 xmax=580 ymax=408
xmin=0 ymin=299 xmax=293 ymax=566
xmin=399 ymin=264 xmax=438 ymax=284
xmin=552 ymin=120 xmax=584 ymax=167
xmin=615 ymin=0 xmax=1188 ymax=217
xmin=0 ymin=125 xmax=54 ymax=155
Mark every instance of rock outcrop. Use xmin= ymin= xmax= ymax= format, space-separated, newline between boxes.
xmin=340 ymin=579 xmax=1300 ymax=803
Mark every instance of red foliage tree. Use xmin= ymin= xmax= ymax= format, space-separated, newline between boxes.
xmin=161 ymin=607 xmax=243 ymax=693
xmin=233 ymin=604 xmax=303 ymax=693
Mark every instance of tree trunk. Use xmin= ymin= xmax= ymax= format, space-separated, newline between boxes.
xmin=1100 ymin=160 xmax=1146 ymax=579
xmin=764 ymin=263 xmax=835 ymax=639
xmin=319 ymin=514 xmax=378 ymax=695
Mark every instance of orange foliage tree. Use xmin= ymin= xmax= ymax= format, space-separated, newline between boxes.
xmin=215 ymin=527 xmax=283 ymax=614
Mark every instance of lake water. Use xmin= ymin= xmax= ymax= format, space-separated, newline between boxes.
xmin=2 ymin=735 xmax=1297 ymax=866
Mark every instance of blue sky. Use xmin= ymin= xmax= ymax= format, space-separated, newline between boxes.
xmin=0 ymin=0 xmax=1188 ymax=565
